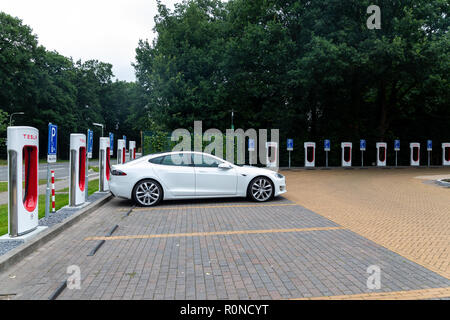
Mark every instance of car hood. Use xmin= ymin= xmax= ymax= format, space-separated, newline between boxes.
xmin=235 ymin=165 xmax=279 ymax=176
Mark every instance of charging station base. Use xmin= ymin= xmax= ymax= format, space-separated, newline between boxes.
xmin=66 ymin=201 xmax=91 ymax=210
xmin=0 ymin=226 xmax=48 ymax=243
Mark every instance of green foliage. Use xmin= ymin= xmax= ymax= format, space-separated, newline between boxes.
xmin=0 ymin=109 xmax=8 ymax=147
xmin=135 ymin=0 xmax=449 ymax=166
xmin=0 ymin=12 xmax=143 ymax=159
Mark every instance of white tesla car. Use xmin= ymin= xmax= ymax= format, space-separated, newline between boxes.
xmin=109 ymin=151 xmax=286 ymax=206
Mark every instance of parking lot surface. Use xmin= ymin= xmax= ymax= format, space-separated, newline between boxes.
xmin=282 ymin=168 xmax=450 ymax=280
xmin=0 ymin=167 xmax=449 ymax=300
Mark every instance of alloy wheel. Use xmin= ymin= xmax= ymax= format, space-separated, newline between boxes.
xmin=135 ymin=181 xmax=161 ymax=206
xmin=251 ymin=177 xmax=273 ymax=202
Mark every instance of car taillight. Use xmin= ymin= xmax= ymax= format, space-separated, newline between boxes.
xmin=111 ymin=169 xmax=127 ymax=176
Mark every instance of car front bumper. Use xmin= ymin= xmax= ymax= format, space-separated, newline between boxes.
xmin=273 ymin=176 xmax=287 ymax=197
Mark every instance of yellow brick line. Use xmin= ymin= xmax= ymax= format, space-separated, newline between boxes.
xmin=84 ymin=226 xmax=345 ymax=241
xmin=291 ymin=286 xmax=450 ymax=300
xmin=118 ymin=203 xmax=297 ymax=212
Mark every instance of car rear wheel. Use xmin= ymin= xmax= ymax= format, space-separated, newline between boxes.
xmin=133 ymin=179 xmax=163 ymax=207
xmin=248 ymin=177 xmax=273 ymax=202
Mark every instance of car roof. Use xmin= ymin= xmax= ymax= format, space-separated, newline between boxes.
xmin=147 ymin=151 xmax=226 ymax=161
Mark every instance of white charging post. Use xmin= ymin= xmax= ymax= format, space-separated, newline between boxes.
xmin=304 ymin=142 xmax=315 ymax=167
xmin=69 ymin=134 xmax=87 ymax=206
xmin=129 ymin=141 xmax=136 ymax=160
xmin=99 ymin=137 xmax=111 ymax=191
xmin=341 ymin=142 xmax=352 ymax=167
xmin=410 ymin=142 xmax=420 ymax=166
xmin=394 ymin=140 xmax=400 ymax=167
xmin=442 ymin=143 xmax=450 ymax=166
xmin=7 ymin=126 xmax=39 ymax=236
xmin=117 ymin=139 xmax=126 ymax=164
xmin=360 ymin=139 xmax=366 ymax=167
xmin=376 ymin=142 xmax=387 ymax=167
xmin=324 ymin=140 xmax=330 ymax=168
xmin=265 ymin=142 xmax=278 ymax=169
xmin=427 ymin=140 xmax=432 ymax=167
xmin=287 ymin=139 xmax=293 ymax=168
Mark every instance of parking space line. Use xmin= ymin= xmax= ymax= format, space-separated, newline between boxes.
xmin=118 ymin=203 xmax=297 ymax=212
xmin=84 ymin=226 xmax=345 ymax=241
xmin=290 ymin=286 xmax=450 ymax=300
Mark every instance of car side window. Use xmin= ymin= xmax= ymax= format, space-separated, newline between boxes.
xmin=193 ymin=154 xmax=221 ymax=167
xmin=148 ymin=156 xmax=164 ymax=164
xmin=161 ymin=153 xmax=192 ymax=166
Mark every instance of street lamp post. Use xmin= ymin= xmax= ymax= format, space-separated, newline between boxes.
xmin=93 ymin=122 xmax=104 ymax=137
xmin=9 ymin=112 xmax=25 ymax=126
xmin=229 ymin=109 xmax=236 ymax=130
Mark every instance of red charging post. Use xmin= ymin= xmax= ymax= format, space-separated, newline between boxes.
xmin=69 ymin=134 xmax=87 ymax=206
xmin=6 ymin=126 xmax=39 ymax=237
xmin=410 ymin=142 xmax=420 ymax=166
xmin=376 ymin=142 xmax=387 ymax=167
xmin=99 ymin=137 xmax=111 ymax=191
xmin=341 ymin=142 xmax=352 ymax=167
xmin=117 ymin=139 xmax=126 ymax=164
xmin=129 ymin=141 xmax=136 ymax=160
xmin=304 ymin=142 xmax=316 ymax=167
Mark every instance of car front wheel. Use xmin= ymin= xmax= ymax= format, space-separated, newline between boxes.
xmin=133 ymin=179 xmax=163 ymax=207
xmin=248 ymin=177 xmax=273 ymax=202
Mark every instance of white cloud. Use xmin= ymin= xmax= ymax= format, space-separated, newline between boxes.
xmin=0 ymin=0 xmax=179 ymax=81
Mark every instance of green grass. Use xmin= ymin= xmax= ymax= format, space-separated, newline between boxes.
xmin=0 ymin=179 xmax=99 ymax=236
xmin=89 ymin=165 xmax=99 ymax=172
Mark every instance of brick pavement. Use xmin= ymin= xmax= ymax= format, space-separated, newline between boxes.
xmin=0 ymin=191 xmax=448 ymax=300
xmin=281 ymin=168 xmax=450 ymax=280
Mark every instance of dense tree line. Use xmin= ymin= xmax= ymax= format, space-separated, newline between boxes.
xmin=1 ymin=1 xmax=448 ymax=166
xmin=0 ymin=12 xmax=143 ymax=159
xmin=135 ymin=0 xmax=449 ymax=165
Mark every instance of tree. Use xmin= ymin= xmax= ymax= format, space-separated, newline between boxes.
xmin=134 ymin=0 xmax=449 ymax=165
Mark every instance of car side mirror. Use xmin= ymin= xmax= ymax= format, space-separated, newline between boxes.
xmin=218 ymin=163 xmax=232 ymax=169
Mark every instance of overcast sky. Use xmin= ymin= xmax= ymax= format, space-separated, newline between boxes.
xmin=1 ymin=0 xmax=179 ymax=82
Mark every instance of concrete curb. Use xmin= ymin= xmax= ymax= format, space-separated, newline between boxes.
xmin=0 ymin=193 xmax=113 ymax=273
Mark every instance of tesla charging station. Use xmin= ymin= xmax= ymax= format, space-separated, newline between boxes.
xmin=69 ymin=134 xmax=86 ymax=206
xmin=129 ymin=141 xmax=136 ymax=160
xmin=304 ymin=142 xmax=316 ymax=167
xmin=410 ymin=142 xmax=420 ymax=166
xmin=265 ymin=142 xmax=278 ymax=169
xmin=442 ymin=143 xmax=450 ymax=166
xmin=341 ymin=142 xmax=352 ymax=167
xmin=117 ymin=139 xmax=126 ymax=164
xmin=6 ymin=127 xmax=39 ymax=237
xmin=99 ymin=137 xmax=111 ymax=191
xmin=376 ymin=142 xmax=387 ymax=167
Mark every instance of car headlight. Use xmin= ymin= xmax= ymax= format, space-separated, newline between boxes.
xmin=271 ymin=172 xmax=284 ymax=179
